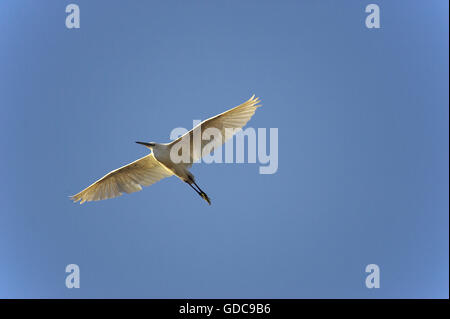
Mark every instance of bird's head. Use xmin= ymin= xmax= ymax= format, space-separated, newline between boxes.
xmin=136 ymin=141 xmax=156 ymax=149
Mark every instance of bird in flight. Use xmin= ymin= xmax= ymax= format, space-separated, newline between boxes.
xmin=71 ymin=95 xmax=261 ymax=205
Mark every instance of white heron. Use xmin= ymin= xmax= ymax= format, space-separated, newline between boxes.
xmin=71 ymin=95 xmax=261 ymax=205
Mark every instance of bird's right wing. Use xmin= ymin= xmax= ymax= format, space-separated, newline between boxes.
xmin=71 ymin=154 xmax=173 ymax=204
xmin=169 ymin=95 xmax=261 ymax=165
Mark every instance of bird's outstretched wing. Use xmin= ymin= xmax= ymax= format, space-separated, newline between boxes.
xmin=169 ymin=95 xmax=261 ymax=165
xmin=71 ymin=154 xmax=173 ymax=204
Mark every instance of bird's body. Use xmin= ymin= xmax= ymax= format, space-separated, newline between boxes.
xmin=71 ymin=95 xmax=261 ymax=205
xmin=151 ymin=143 xmax=193 ymax=182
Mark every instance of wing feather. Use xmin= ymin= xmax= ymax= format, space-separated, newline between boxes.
xmin=169 ymin=95 xmax=261 ymax=164
xmin=71 ymin=154 xmax=173 ymax=204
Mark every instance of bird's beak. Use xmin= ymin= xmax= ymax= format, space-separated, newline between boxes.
xmin=136 ymin=141 xmax=153 ymax=148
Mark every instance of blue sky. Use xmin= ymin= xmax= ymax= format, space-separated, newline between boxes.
xmin=0 ymin=0 xmax=448 ymax=298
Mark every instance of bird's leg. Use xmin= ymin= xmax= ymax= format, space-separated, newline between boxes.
xmin=192 ymin=181 xmax=211 ymax=205
xmin=185 ymin=181 xmax=211 ymax=205
xmin=187 ymin=182 xmax=202 ymax=195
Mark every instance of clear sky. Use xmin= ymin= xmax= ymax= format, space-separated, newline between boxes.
xmin=0 ymin=0 xmax=448 ymax=298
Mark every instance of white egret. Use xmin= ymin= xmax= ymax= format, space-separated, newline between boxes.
xmin=71 ymin=95 xmax=261 ymax=205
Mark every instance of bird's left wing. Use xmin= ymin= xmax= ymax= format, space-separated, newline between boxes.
xmin=71 ymin=154 xmax=173 ymax=204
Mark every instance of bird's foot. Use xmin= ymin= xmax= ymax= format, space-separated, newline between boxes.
xmin=200 ymin=192 xmax=211 ymax=205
